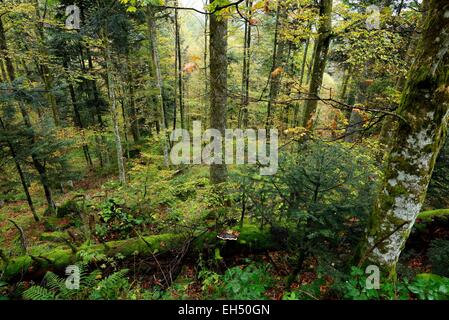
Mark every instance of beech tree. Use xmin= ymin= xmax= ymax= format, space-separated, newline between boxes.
xmin=302 ymin=0 xmax=332 ymax=127
xmin=357 ymin=0 xmax=449 ymax=275
xmin=209 ymin=2 xmax=228 ymax=184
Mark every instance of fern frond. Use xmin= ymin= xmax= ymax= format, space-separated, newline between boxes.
xmin=43 ymin=272 xmax=65 ymax=292
xmin=23 ymin=286 xmax=56 ymax=300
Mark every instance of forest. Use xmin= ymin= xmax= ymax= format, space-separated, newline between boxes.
xmin=0 ymin=0 xmax=449 ymax=301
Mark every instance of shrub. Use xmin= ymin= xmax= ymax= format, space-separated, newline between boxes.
xmin=199 ymin=263 xmax=273 ymax=300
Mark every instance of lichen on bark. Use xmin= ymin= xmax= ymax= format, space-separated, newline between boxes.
xmin=358 ymin=0 xmax=449 ymax=276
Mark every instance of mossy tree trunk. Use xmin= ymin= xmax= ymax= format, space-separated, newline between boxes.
xmin=209 ymin=4 xmax=228 ymax=184
xmin=104 ymin=31 xmax=126 ymax=185
xmin=1 ymin=225 xmax=273 ymax=281
xmin=358 ymin=0 xmax=449 ymax=276
xmin=265 ymin=1 xmax=288 ymax=129
xmin=301 ymin=0 xmax=333 ymax=127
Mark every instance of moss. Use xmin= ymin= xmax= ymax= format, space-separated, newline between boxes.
xmin=1 ymin=225 xmax=272 ymax=281
xmin=39 ymin=232 xmax=69 ymax=242
xmin=417 ymin=209 xmax=449 ymax=221
xmin=237 ymin=224 xmax=273 ymax=249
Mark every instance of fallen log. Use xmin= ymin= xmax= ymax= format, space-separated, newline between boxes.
xmin=417 ymin=209 xmax=449 ymax=221
xmin=0 ymin=224 xmax=273 ymax=282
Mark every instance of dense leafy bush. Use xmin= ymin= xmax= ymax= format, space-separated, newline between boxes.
xmin=95 ymin=198 xmax=143 ymax=240
xmin=199 ymin=263 xmax=273 ymax=300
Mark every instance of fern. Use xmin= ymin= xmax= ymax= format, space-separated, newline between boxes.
xmin=22 ymin=264 xmax=131 ymax=300
xmin=89 ymin=269 xmax=130 ymax=300
xmin=43 ymin=272 xmax=66 ymax=292
xmin=23 ymin=286 xmax=56 ymax=300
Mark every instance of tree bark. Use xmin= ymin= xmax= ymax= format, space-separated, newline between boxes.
xmin=0 ymin=117 xmax=39 ymax=222
xmin=125 ymin=55 xmax=140 ymax=142
xmin=174 ymin=0 xmax=185 ymax=130
xmin=104 ymin=34 xmax=126 ymax=185
xmin=209 ymin=3 xmax=228 ymax=184
xmin=266 ymin=2 xmax=288 ymax=129
xmin=301 ymin=0 xmax=333 ymax=127
xmin=357 ymin=0 xmax=449 ymax=276
xmin=239 ymin=0 xmax=252 ymax=129
xmin=0 ymin=224 xmax=272 ymax=281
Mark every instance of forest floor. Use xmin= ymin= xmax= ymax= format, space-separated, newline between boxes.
xmin=0 ymin=142 xmax=447 ymax=300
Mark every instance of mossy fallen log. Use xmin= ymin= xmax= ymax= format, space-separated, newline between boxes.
xmin=0 ymin=225 xmax=273 ymax=282
xmin=417 ymin=209 xmax=449 ymax=221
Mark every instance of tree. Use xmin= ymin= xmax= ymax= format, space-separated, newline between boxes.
xmin=104 ymin=32 xmax=127 ymax=185
xmin=0 ymin=13 xmax=56 ymax=210
xmin=302 ymin=0 xmax=333 ymax=127
xmin=238 ymin=0 xmax=252 ymax=129
xmin=265 ymin=0 xmax=287 ymax=129
xmin=209 ymin=2 xmax=228 ymax=184
xmin=357 ymin=0 xmax=449 ymax=276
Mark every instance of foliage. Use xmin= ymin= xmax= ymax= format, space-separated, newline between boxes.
xmin=236 ymin=139 xmax=379 ymax=270
xmin=338 ymin=267 xmax=409 ymax=300
xmin=23 ymin=266 xmax=131 ymax=300
xmin=199 ymin=263 xmax=273 ymax=300
xmin=407 ymin=274 xmax=449 ymax=300
xmin=334 ymin=267 xmax=449 ymax=300
xmin=95 ymin=198 xmax=143 ymax=240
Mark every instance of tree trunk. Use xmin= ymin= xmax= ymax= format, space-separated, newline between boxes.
xmin=65 ymin=58 xmax=93 ymax=168
xmin=238 ymin=0 xmax=252 ymax=129
xmin=265 ymin=2 xmax=287 ymax=129
xmin=174 ymin=0 xmax=185 ymax=130
xmin=357 ymin=0 xmax=449 ymax=276
xmin=301 ymin=0 xmax=333 ymax=127
xmin=104 ymin=35 xmax=126 ymax=185
xmin=0 ymin=224 xmax=272 ymax=281
xmin=32 ymin=0 xmax=60 ymax=126
xmin=378 ymin=0 xmax=430 ymax=150
xmin=125 ymin=55 xmax=140 ymax=142
xmin=209 ymin=4 xmax=228 ymax=184
xmin=0 ymin=117 xmax=39 ymax=222
xmin=204 ymin=10 xmax=209 ymax=125
xmin=147 ymin=7 xmax=168 ymax=132
xmin=299 ymin=33 xmax=311 ymax=87
xmin=146 ymin=7 xmax=170 ymax=164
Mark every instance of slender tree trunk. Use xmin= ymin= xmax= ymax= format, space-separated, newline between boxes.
xmin=68 ymin=80 xmax=93 ymax=167
xmin=104 ymin=34 xmax=126 ymax=185
xmin=204 ymin=10 xmax=209 ymax=125
xmin=120 ymin=97 xmax=130 ymax=159
xmin=209 ymin=5 xmax=228 ymax=184
xmin=125 ymin=55 xmax=140 ymax=141
xmin=266 ymin=2 xmax=287 ymax=129
xmin=357 ymin=0 xmax=449 ymax=276
xmin=147 ymin=7 xmax=168 ymax=131
xmin=0 ymin=117 xmax=39 ymax=222
xmin=33 ymin=0 xmax=60 ymax=126
xmin=174 ymin=0 xmax=185 ymax=130
xmin=239 ymin=0 xmax=252 ymax=129
xmin=86 ymin=51 xmax=108 ymax=167
xmin=299 ymin=28 xmax=311 ymax=87
xmin=302 ymin=0 xmax=333 ymax=127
